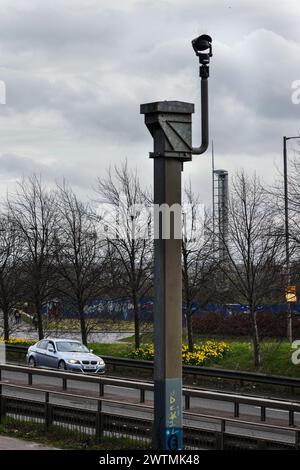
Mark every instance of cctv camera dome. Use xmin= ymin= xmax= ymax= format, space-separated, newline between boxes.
xmin=192 ymin=34 xmax=212 ymax=55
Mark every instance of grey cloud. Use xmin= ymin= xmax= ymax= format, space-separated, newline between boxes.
xmin=0 ymin=0 xmax=298 ymax=206
xmin=0 ymin=153 xmax=93 ymax=191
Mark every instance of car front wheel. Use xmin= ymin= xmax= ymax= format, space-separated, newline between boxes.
xmin=58 ymin=360 xmax=66 ymax=370
xmin=28 ymin=356 xmax=36 ymax=368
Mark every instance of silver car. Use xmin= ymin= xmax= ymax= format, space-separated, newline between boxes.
xmin=26 ymin=338 xmax=105 ymax=374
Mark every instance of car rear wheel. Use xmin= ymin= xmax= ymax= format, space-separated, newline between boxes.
xmin=28 ymin=356 xmax=36 ymax=368
xmin=58 ymin=360 xmax=66 ymax=370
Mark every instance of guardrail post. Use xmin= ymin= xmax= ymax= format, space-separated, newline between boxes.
xmin=45 ymin=391 xmax=52 ymax=431
xmin=215 ymin=419 xmax=225 ymax=450
xmin=62 ymin=377 xmax=67 ymax=391
xmin=0 ymin=397 xmax=5 ymax=425
xmin=185 ymin=394 xmax=190 ymax=410
xmin=28 ymin=372 xmax=33 ymax=386
xmin=289 ymin=410 xmax=295 ymax=427
xmin=257 ymin=439 xmax=266 ymax=449
xmin=260 ymin=406 xmax=266 ymax=422
xmin=234 ymin=401 xmax=239 ymax=418
xmin=99 ymin=382 xmax=104 ymax=397
xmin=0 ymin=384 xmax=3 ymax=424
xmin=95 ymin=400 xmax=103 ymax=443
xmin=220 ymin=419 xmax=225 ymax=450
xmin=140 ymin=388 xmax=145 ymax=403
xmin=296 ymin=430 xmax=300 ymax=450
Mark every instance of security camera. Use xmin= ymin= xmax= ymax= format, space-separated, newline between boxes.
xmin=192 ymin=34 xmax=212 ymax=66
xmin=191 ymin=34 xmax=213 ymax=154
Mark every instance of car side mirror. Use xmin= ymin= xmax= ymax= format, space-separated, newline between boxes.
xmin=90 ymin=349 xmax=93 ymax=353
xmin=48 ymin=347 xmax=55 ymax=353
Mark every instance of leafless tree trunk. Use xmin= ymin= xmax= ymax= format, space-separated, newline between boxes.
xmin=0 ymin=213 xmax=23 ymax=341
xmin=55 ymin=183 xmax=106 ymax=345
xmin=7 ymin=175 xmax=59 ymax=340
xmin=279 ymin=154 xmax=300 ymax=341
xmin=96 ymin=162 xmax=153 ymax=349
xmin=182 ymin=185 xmax=216 ymax=352
xmin=219 ymin=172 xmax=284 ymax=367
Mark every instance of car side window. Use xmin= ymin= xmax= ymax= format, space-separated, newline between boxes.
xmin=37 ymin=340 xmax=48 ymax=350
xmin=47 ymin=341 xmax=55 ymax=351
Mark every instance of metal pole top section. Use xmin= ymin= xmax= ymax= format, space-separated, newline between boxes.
xmin=140 ymin=100 xmax=194 ymax=115
xmin=140 ymin=100 xmax=194 ymax=162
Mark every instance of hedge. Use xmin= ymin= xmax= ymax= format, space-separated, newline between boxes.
xmin=192 ymin=312 xmax=300 ymax=338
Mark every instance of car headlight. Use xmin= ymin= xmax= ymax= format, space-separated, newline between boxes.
xmin=97 ymin=359 xmax=105 ymax=365
xmin=67 ymin=359 xmax=80 ymax=364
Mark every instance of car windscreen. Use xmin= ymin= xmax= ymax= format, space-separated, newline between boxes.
xmin=56 ymin=341 xmax=89 ymax=353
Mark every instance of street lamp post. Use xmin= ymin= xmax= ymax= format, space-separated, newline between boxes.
xmin=141 ymin=35 xmax=212 ymax=450
xmin=283 ymin=135 xmax=300 ymax=343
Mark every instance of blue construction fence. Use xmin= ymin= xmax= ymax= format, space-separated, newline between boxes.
xmin=42 ymin=298 xmax=298 ymax=321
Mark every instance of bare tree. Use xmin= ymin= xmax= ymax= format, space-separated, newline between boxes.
xmin=0 ymin=213 xmax=23 ymax=341
xmin=269 ymin=155 xmax=300 ymax=342
xmin=96 ymin=162 xmax=153 ymax=349
xmin=182 ymin=186 xmax=216 ymax=352
xmin=219 ymin=172 xmax=284 ymax=367
xmin=55 ymin=184 xmax=106 ymax=345
xmin=7 ymin=175 xmax=59 ymax=339
xmin=283 ymin=156 xmax=300 ymax=341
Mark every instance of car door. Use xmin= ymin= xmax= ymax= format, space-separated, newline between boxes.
xmin=35 ymin=340 xmax=49 ymax=367
xmin=45 ymin=341 xmax=58 ymax=369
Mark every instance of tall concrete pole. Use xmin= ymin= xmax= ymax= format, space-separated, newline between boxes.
xmin=153 ymin=156 xmax=183 ymax=450
xmin=141 ymin=101 xmax=194 ymax=450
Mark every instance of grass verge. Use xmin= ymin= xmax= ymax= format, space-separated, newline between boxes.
xmin=0 ymin=419 xmax=149 ymax=450
xmin=93 ymin=333 xmax=300 ymax=378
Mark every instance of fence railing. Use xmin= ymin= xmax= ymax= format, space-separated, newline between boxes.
xmin=0 ymin=382 xmax=152 ymax=448
xmin=6 ymin=343 xmax=300 ymax=394
xmin=2 ymin=362 xmax=300 ymax=428
xmin=0 ymin=381 xmax=299 ymax=450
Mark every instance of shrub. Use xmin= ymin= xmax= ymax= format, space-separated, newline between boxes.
xmin=127 ymin=340 xmax=229 ymax=366
xmin=0 ymin=338 xmax=35 ymax=346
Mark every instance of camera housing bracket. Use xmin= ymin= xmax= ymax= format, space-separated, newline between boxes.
xmin=140 ymin=101 xmax=194 ymax=162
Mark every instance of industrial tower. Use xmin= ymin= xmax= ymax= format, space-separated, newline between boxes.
xmin=213 ymin=169 xmax=229 ymax=262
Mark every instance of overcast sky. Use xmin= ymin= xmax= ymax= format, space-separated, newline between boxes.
xmin=0 ymin=0 xmax=299 ymax=205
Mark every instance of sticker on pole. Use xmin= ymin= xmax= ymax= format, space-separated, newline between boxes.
xmin=286 ymin=285 xmax=297 ymax=302
xmin=164 ymin=427 xmax=183 ymax=450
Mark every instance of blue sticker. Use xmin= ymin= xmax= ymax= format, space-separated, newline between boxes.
xmin=164 ymin=427 xmax=183 ymax=450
